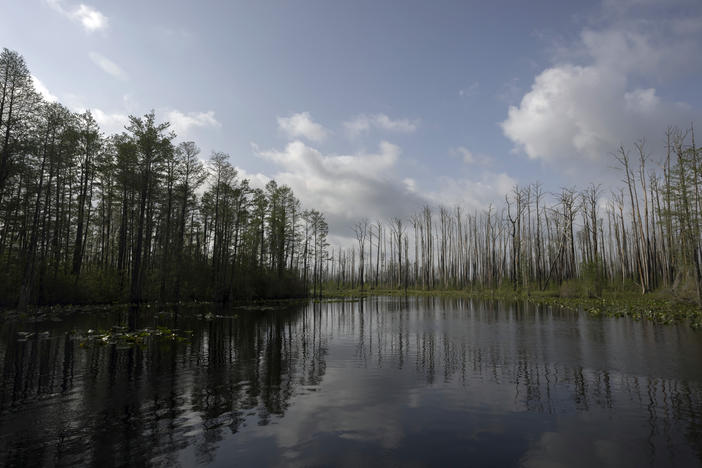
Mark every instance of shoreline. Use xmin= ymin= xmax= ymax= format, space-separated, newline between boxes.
xmin=3 ymin=288 xmax=700 ymax=329
xmin=321 ymin=287 xmax=702 ymax=329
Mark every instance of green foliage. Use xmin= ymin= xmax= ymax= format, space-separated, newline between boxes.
xmin=558 ymin=262 xmax=605 ymax=298
xmin=558 ymin=280 xmax=583 ymax=298
xmin=581 ymin=261 xmax=604 ymax=297
xmin=0 ymin=48 xmax=328 ymax=309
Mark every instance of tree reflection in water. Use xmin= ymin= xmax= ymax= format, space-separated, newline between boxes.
xmin=0 ymin=297 xmax=701 ymax=467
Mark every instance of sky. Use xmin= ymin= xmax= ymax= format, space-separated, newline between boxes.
xmin=2 ymin=0 xmax=702 ymax=242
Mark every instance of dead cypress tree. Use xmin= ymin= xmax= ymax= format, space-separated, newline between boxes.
xmin=353 ymin=218 xmax=368 ymax=291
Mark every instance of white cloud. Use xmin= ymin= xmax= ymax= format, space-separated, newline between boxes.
xmin=73 ymin=4 xmax=108 ymax=31
xmin=64 ymin=97 xmax=220 ymax=137
xmin=344 ymin=113 xmax=419 ymax=137
xmin=255 ymin=140 xmax=425 ymax=235
xmin=47 ymin=0 xmax=108 ymax=32
xmin=623 ymin=88 xmax=659 ymax=114
xmin=501 ymin=8 xmax=702 ymax=177
xmin=91 ymin=109 xmax=129 ymax=135
xmin=235 ymin=164 xmax=271 ymax=191
xmin=166 ymin=110 xmax=221 ymax=136
xmin=277 ymin=112 xmax=328 ymax=142
xmin=427 ymin=172 xmax=517 ymax=211
xmin=373 ymin=114 xmax=418 ymax=133
xmin=31 ymin=75 xmax=58 ymax=103
xmin=254 ymin=137 xmax=521 ymax=239
xmin=88 ymin=52 xmax=127 ymax=80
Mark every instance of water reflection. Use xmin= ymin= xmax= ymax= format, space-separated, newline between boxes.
xmin=0 ymin=297 xmax=701 ymax=467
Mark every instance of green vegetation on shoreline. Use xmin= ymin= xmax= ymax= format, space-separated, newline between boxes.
xmin=4 ymin=285 xmax=699 ymax=331
xmin=322 ymin=285 xmax=702 ymax=329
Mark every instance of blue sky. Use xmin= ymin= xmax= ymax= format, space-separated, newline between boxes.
xmin=2 ymin=0 xmax=702 ymax=239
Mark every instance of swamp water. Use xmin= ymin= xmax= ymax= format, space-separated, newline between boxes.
xmin=1 ymin=296 xmax=702 ymax=467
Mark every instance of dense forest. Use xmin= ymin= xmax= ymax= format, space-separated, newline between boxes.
xmin=2 ymin=47 xmax=701 ymax=309
xmin=0 ymin=48 xmax=330 ymax=307
xmin=327 ymin=132 xmax=702 ymax=306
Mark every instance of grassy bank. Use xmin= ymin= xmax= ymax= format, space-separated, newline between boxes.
xmin=321 ymin=285 xmax=702 ymax=329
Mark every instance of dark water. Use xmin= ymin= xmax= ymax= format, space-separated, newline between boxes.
xmin=1 ymin=297 xmax=702 ymax=467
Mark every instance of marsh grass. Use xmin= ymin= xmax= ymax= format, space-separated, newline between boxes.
xmin=322 ymin=284 xmax=702 ymax=329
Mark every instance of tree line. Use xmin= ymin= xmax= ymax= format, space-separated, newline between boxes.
xmin=329 ymin=129 xmax=702 ymax=305
xmin=3 ymin=47 xmax=700 ymax=308
xmin=0 ymin=48 xmax=330 ymax=307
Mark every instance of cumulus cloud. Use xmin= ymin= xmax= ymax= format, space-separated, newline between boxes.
xmin=234 ymin=164 xmax=272 ymax=191
xmin=31 ymin=75 xmax=58 ymax=103
xmin=64 ymin=97 xmax=220 ymax=137
xmin=277 ymin=112 xmax=328 ymax=142
xmin=344 ymin=114 xmax=419 ymax=137
xmin=255 ymin=140 xmax=426 ymax=234
xmin=501 ymin=5 xmax=702 ymax=176
xmin=426 ymin=172 xmax=517 ymax=210
xmin=47 ymin=0 xmax=108 ymax=32
xmin=88 ymin=52 xmax=127 ymax=80
xmin=166 ymin=110 xmax=221 ymax=136
xmin=253 ymin=136 xmax=520 ymax=240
